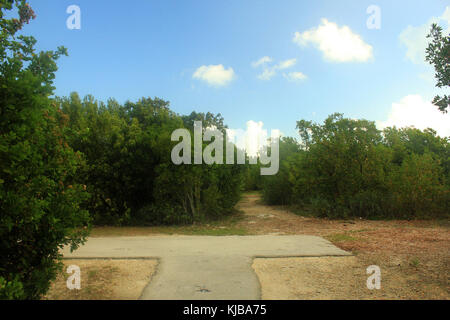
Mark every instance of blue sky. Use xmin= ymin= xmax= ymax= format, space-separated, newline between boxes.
xmin=19 ymin=0 xmax=450 ymax=138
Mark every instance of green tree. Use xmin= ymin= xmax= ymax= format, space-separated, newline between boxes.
xmin=262 ymin=137 xmax=300 ymax=205
xmin=59 ymin=92 xmax=244 ymax=225
xmin=293 ymin=114 xmax=386 ymax=217
xmin=426 ymin=23 xmax=450 ymax=113
xmin=262 ymin=113 xmax=449 ymax=219
xmin=0 ymin=1 xmax=90 ymax=299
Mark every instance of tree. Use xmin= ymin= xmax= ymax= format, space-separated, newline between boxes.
xmin=58 ymin=91 xmax=245 ymax=226
xmin=426 ymin=23 xmax=450 ymax=113
xmin=261 ymin=113 xmax=449 ymax=219
xmin=0 ymin=1 xmax=90 ymax=299
xmin=261 ymin=137 xmax=300 ymax=205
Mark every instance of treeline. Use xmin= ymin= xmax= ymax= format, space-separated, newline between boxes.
xmin=58 ymin=93 xmax=245 ymax=225
xmin=1 ymin=0 xmax=247 ymax=299
xmin=260 ymin=113 xmax=450 ymax=219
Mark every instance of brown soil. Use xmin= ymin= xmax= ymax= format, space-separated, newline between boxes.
xmin=43 ymin=259 xmax=157 ymax=300
xmin=240 ymin=194 xmax=449 ymax=299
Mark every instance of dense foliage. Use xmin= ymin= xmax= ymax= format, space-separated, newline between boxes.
xmin=426 ymin=23 xmax=450 ymax=113
xmin=58 ymin=94 xmax=244 ymax=225
xmin=261 ymin=113 xmax=450 ymax=219
xmin=0 ymin=0 xmax=90 ymax=299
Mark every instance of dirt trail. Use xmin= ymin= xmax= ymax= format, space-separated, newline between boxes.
xmin=236 ymin=193 xmax=385 ymax=236
xmin=238 ymin=193 xmax=449 ymax=299
xmin=237 ymin=193 xmax=449 ymax=256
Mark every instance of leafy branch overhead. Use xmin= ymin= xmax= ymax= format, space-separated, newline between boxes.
xmin=426 ymin=23 xmax=450 ymax=113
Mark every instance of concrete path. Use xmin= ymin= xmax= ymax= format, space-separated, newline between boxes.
xmin=62 ymin=235 xmax=351 ymax=300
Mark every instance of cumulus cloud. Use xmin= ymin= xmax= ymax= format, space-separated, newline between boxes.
xmin=244 ymin=120 xmax=266 ymax=157
xmin=276 ymin=58 xmax=297 ymax=69
xmin=399 ymin=6 xmax=450 ymax=64
xmin=192 ymin=64 xmax=235 ymax=87
xmin=293 ymin=18 xmax=373 ymax=62
xmin=244 ymin=121 xmax=282 ymax=157
xmin=377 ymin=94 xmax=450 ymax=137
xmin=226 ymin=121 xmax=282 ymax=157
xmin=283 ymin=71 xmax=307 ymax=81
xmin=253 ymin=57 xmax=303 ymax=81
xmin=252 ymin=56 xmax=273 ymax=68
xmin=257 ymin=68 xmax=277 ymax=81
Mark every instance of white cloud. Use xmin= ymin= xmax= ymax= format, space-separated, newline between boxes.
xmin=254 ymin=57 xmax=302 ymax=81
xmin=244 ymin=120 xmax=266 ymax=157
xmin=276 ymin=58 xmax=297 ymax=69
xmin=377 ymin=94 xmax=450 ymax=137
xmin=226 ymin=121 xmax=282 ymax=157
xmin=192 ymin=64 xmax=235 ymax=87
xmin=244 ymin=121 xmax=282 ymax=157
xmin=293 ymin=18 xmax=373 ymax=62
xmin=252 ymin=56 xmax=273 ymax=68
xmin=399 ymin=6 xmax=450 ymax=64
xmin=257 ymin=68 xmax=277 ymax=81
xmin=283 ymin=71 xmax=307 ymax=81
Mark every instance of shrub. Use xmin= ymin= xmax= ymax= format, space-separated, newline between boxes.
xmin=261 ymin=114 xmax=450 ymax=219
xmin=0 ymin=1 xmax=90 ymax=299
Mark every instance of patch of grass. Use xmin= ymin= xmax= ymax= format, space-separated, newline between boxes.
xmin=47 ymin=265 xmax=114 ymax=300
xmin=178 ymin=227 xmax=248 ymax=236
xmin=326 ymin=233 xmax=357 ymax=242
xmin=350 ymin=228 xmax=372 ymax=233
xmin=410 ymin=257 xmax=421 ymax=268
xmin=90 ymin=211 xmax=248 ymax=237
xmin=87 ymin=270 xmax=98 ymax=279
xmin=44 ymin=260 xmax=158 ymax=300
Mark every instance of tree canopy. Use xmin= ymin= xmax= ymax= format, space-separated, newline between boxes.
xmin=426 ymin=23 xmax=450 ymax=113
xmin=260 ymin=114 xmax=449 ymax=219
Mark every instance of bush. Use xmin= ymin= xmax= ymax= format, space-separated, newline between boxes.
xmin=58 ymin=95 xmax=245 ymax=226
xmin=0 ymin=1 xmax=91 ymax=299
xmin=261 ymin=137 xmax=300 ymax=205
xmin=0 ymin=277 xmax=24 ymax=300
xmin=261 ymin=114 xmax=450 ymax=219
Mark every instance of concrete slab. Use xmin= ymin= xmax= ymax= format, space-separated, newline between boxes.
xmin=62 ymin=235 xmax=351 ymax=300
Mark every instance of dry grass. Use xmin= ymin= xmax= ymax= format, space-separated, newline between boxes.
xmin=90 ymin=211 xmax=246 ymax=237
xmin=253 ymin=256 xmax=449 ymax=300
xmin=42 ymin=259 xmax=158 ymax=300
xmin=240 ymin=193 xmax=449 ymax=299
